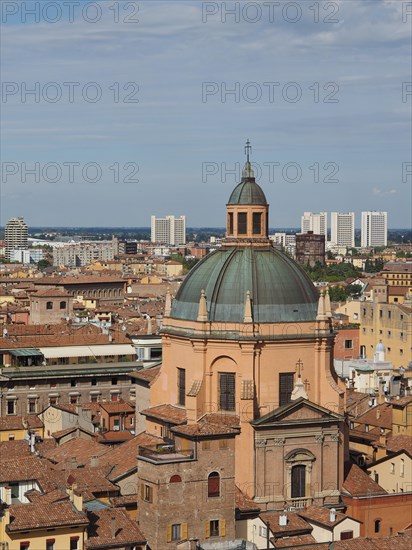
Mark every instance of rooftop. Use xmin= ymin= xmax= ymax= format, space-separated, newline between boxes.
xmin=7 ymin=501 xmax=88 ymax=532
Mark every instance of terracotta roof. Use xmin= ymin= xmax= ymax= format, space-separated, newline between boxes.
xmin=103 ymin=432 xmax=162 ymax=480
xmin=110 ymin=494 xmax=138 ymax=507
xmin=0 ymin=415 xmax=44 ymax=431
xmin=32 ymin=288 xmax=71 ymax=298
xmin=141 ymin=404 xmax=187 ymax=425
xmin=86 ymin=507 xmax=146 ymax=548
xmin=386 ymin=434 xmax=412 ymax=454
xmin=43 ymin=437 xmax=108 ymax=469
xmin=96 ymin=430 xmax=134 ymax=444
xmin=298 ymin=506 xmax=360 ymax=528
xmin=52 ymin=426 xmax=96 ymax=440
xmin=273 ymin=534 xmax=317 ymax=547
xmin=7 ymin=501 xmax=88 ymax=532
xmin=65 ymin=467 xmax=118 ymax=501
xmin=128 ymin=366 xmax=161 ymax=384
xmin=99 ymin=401 xmax=135 ymax=414
xmin=26 ymin=488 xmax=69 ymax=504
xmin=355 ymin=403 xmax=392 ymax=430
xmin=261 ymin=511 xmax=311 ymax=536
xmin=0 ymin=440 xmax=32 ymax=459
xmin=390 ymin=396 xmax=412 ymax=407
xmin=323 ymin=531 xmax=412 ymax=549
xmin=235 ymin=486 xmax=261 ymax=514
xmin=172 ymin=415 xmax=240 ymax=438
xmin=342 ymin=464 xmax=387 ymax=496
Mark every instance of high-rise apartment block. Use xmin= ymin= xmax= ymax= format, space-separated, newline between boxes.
xmin=5 ymin=216 xmax=28 ymax=260
xmin=151 ymin=215 xmax=186 ymax=245
xmin=301 ymin=212 xmax=327 ymax=237
xmin=361 ymin=211 xmax=388 ymax=247
xmin=331 ymin=212 xmax=355 ymax=248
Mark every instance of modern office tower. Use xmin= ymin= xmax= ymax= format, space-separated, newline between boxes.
xmin=5 ymin=216 xmax=28 ymax=260
xmin=301 ymin=212 xmax=327 ymax=237
xmin=331 ymin=212 xmax=355 ymax=247
xmin=361 ymin=211 xmax=388 ymax=247
xmin=150 ymin=215 xmax=186 ymax=245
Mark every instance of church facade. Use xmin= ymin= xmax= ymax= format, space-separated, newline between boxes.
xmin=141 ymin=146 xmax=348 ymax=522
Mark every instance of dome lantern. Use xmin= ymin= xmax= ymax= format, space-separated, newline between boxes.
xmin=225 ymin=141 xmax=269 ymax=245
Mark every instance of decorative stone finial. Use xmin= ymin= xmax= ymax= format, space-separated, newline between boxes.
xmin=244 ymin=290 xmax=253 ymax=323
xmin=324 ymin=287 xmax=332 ymax=318
xmin=242 ymin=139 xmax=254 ymax=178
xmin=164 ymin=287 xmax=171 ymax=317
xmin=316 ymin=290 xmax=327 ymax=321
xmin=197 ymin=289 xmax=208 ymax=322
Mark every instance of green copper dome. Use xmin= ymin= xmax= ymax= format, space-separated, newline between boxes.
xmin=228 ymin=179 xmax=268 ymax=205
xmin=170 ymin=246 xmax=319 ymax=323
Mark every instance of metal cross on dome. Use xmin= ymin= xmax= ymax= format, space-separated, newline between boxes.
xmin=244 ymin=139 xmax=252 ymax=162
xmin=295 ymin=358 xmax=304 ymax=376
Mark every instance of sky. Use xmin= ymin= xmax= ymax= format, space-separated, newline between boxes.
xmin=1 ymin=0 xmax=411 ymax=228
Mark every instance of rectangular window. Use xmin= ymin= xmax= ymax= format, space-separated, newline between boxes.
xmin=71 ymin=379 xmax=76 ymax=387
xmin=7 ymin=400 xmax=16 ymax=415
xmin=70 ymin=537 xmax=79 ymax=550
xmin=344 ymin=340 xmax=353 ymax=349
xmin=390 ymin=462 xmax=395 ymax=474
xmin=70 ymin=396 xmax=78 ymax=405
xmin=171 ymin=524 xmax=181 ymax=541
xmin=91 ymin=378 xmax=97 ymax=386
xmin=20 ymin=543 xmax=30 ymax=550
xmin=228 ymin=212 xmax=233 ymax=235
xmin=49 ymin=397 xmax=57 ymax=406
xmin=279 ymin=373 xmax=294 ymax=406
xmin=340 ymin=531 xmax=353 ymax=540
xmin=111 ymin=377 xmax=118 ymax=385
xmin=143 ymin=484 xmax=153 ymax=502
xmin=46 ymin=539 xmax=55 ymax=550
xmin=177 ymin=368 xmax=186 ymax=406
xmin=252 ymin=212 xmax=262 ymax=235
xmin=219 ymin=373 xmax=235 ymax=411
xmin=237 ymin=212 xmax=247 ymax=235
xmin=210 ymin=520 xmax=220 ymax=537
xmin=28 ymin=399 xmax=36 ymax=414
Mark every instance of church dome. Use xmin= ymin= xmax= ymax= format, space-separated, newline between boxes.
xmin=170 ymin=246 xmax=319 ymax=323
xmin=170 ymin=142 xmax=319 ymax=324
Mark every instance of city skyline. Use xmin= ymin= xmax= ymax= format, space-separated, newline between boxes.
xmin=1 ymin=1 xmax=411 ymax=227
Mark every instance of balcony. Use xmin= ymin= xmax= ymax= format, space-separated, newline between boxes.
xmin=138 ymin=443 xmax=196 ymax=464
xmin=286 ymin=497 xmax=313 ymax=510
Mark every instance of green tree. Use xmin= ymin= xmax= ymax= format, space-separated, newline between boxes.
xmin=37 ymin=259 xmax=51 ymax=270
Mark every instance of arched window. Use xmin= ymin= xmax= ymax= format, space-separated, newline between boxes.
xmin=46 ymin=301 xmax=53 ymax=310
xmin=291 ymin=465 xmax=306 ymax=498
xmin=374 ymin=520 xmax=381 ymax=533
xmin=59 ymin=301 xmax=67 ymax=310
xmin=208 ymin=472 xmax=220 ymax=498
xmin=170 ymin=475 xmax=181 ymax=483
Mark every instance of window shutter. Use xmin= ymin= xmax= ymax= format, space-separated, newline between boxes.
xmin=182 ymin=523 xmax=188 ymax=539
xmin=220 ymin=519 xmax=226 ymax=537
xmin=205 ymin=521 xmax=210 ymax=538
xmin=166 ymin=524 xmax=172 ymax=543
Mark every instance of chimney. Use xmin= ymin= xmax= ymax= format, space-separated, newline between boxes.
xmin=90 ymin=455 xmax=99 ymax=468
xmin=330 ymin=508 xmax=336 ymax=522
xmin=30 ymin=432 xmax=36 ymax=454
xmin=69 ymin=456 xmax=77 ymax=470
xmin=376 ymin=409 xmax=381 ymax=420
xmin=279 ymin=512 xmax=287 ymax=526
xmin=4 ymin=486 xmax=12 ymax=505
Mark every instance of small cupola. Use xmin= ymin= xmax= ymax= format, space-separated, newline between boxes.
xmin=225 ymin=140 xmax=269 ymax=244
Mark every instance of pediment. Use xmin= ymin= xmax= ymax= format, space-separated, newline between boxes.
xmin=251 ymin=398 xmax=343 ymax=427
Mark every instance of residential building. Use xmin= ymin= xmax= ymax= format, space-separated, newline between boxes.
xmin=331 ymin=212 xmax=355 ymax=247
xmin=29 ymin=288 xmax=74 ymax=324
xmin=359 ymin=299 xmax=412 ymax=370
xmin=361 ymin=211 xmax=388 ymax=247
xmin=52 ymin=241 xmax=116 ymax=267
xmin=301 ymin=211 xmax=327 ymax=237
xmin=150 ymin=215 xmax=186 ymax=245
xmin=5 ymin=217 xmax=28 ymax=260
xmin=381 ymin=262 xmax=412 ymax=287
